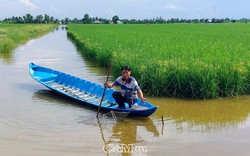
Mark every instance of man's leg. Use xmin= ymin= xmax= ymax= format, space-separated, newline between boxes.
xmin=112 ymin=91 xmax=125 ymax=108
xmin=124 ymin=92 xmax=138 ymax=108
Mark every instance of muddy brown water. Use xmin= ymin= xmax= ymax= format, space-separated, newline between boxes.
xmin=0 ymin=26 xmax=249 ymax=156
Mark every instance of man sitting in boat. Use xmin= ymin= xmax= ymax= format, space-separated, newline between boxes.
xmin=104 ymin=66 xmax=147 ymax=108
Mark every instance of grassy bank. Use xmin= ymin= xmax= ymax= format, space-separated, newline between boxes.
xmin=0 ymin=24 xmax=58 ymax=54
xmin=67 ymin=24 xmax=250 ymax=99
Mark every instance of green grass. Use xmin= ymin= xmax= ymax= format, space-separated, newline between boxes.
xmin=67 ymin=23 xmax=250 ymax=99
xmin=0 ymin=24 xmax=58 ymax=54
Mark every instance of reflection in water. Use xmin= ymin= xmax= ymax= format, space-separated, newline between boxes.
xmin=34 ymin=89 xmax=160 ymax=155
xmin=32 ymin=89 xmax=99 ymax=113
xmin=0 ymin=52 xmax=14 ymax=64
xmin=32 ymin=89 xmax=75 ymax=106
xmin=151 ymin=95 xmax=250 ymax=132
xmin=107 ymin=118 xmax=159 ymax=144
xmin=104 ymin=118 xmax=159 ymax=155
xmin=35 ymin=88 xmax=160 ymax=155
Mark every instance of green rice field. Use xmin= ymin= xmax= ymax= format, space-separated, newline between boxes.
xmin=0 ymin=24 xmax=57 ymax=54
xmin=67 ymin=24 xmax=250 ymax=99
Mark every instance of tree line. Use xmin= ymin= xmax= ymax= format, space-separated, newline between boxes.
xmin=1 ymin=13 xmax=250 ymax=24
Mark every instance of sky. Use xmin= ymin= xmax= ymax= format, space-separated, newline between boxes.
xmin=0 ymin=0 xmax=250 ymax=20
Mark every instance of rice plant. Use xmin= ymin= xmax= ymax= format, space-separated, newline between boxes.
xmin=67 ymin=23 xmax=250 ymax=99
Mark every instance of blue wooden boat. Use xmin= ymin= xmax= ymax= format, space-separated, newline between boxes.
xmin=29 ymin=63 xmax=158 ymax=117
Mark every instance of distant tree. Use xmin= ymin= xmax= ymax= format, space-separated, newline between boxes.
xmin=50 ymin=16 xmax=54 ymax=23
xmin=121 ymin=19 xmax=129 ymax=24
xmin=83 ymin=14 xmax=91 ymax=23
xmin=54 ymin=19 xmax=60 ymax=24
xmin=193 ymin=19 xmax=199 ymax=23
xmin=35 ymin=15 xmax=43 ymax=23
xmin=23 ymin=13 xmax=34 ymax=23
xmin=11 ymin=16 xmax=24 ymax=23
xmin=112 ymin=15 xmax=119 ymax=24
xmin=223 ymin=18 xmax=229 ymax=23
xmin=2 ymin=12 xmax=250 ymax=24
xmin=64 ymin=18 xmax=70 ymax=24
xmin=44 ymin=14 xmax=51 ymax=24
xmin=199 ymin=18 xmax=206 ymax=23
xmin=155 ymin=17 xmax=165 ymax=23
xmin=72 ymin=18 xmax=78 ymax=23
xmin=130 ymin=19 xmax=137 ymax=24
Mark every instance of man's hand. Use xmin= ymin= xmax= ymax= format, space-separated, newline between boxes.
xmin=140 ymin=97 xmax=147 ymax=103
xmin=104 ymin=82 xmax=113 ymax=88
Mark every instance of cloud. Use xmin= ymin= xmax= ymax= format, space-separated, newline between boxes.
xmin=104 ymin=8 xmax=116 ymax=17
xmin=18 ymin=0 xmax=38 ymax=10
xmin=164 ymin=4 xmax=184 ymax=11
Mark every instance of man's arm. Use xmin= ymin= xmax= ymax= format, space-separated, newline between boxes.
xmin=137 ymin=89 xmax=147 ymax=103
